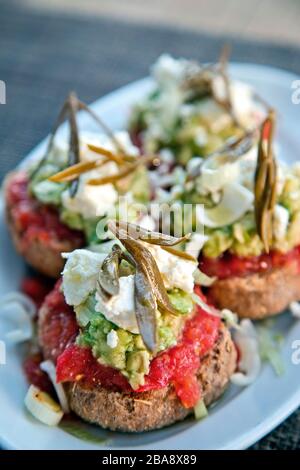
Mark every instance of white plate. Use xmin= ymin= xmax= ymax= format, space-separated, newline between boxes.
xmin=0 ymin=63 xmax=300 ymax=450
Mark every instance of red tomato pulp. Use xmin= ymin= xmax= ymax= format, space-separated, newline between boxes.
xmin=200 ymin=246 xmax=300 ymax=280
xmin=6 ymin=171 xmax=84 ymax=248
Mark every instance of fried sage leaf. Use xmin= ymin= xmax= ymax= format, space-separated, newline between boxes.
xmin=49 ymin=160 xmax=100 ymax=183
xmin=254 ymin=111 xmax=277 ymax=253
xmin=161 ymin=245 xmax=197 ymax=262
xmin=108 ymin=221 xmax=179 ymax=317
xmin=116 ymin=221 xmax=191 ymax=246
xmin=124 ymin=238 xmax=179 ymax=317
xmin=87 ymin=154 xmax=159 ymax=186
xmin=67 ymin=93 xmax=81 ymax=196
xmin=98 ymin=245 xmax=122 ymax=296
xmin=96 ymin=280 xmax=111 ymax=303
xmin=134 ymin=268 xmax=157 ymax=352
xmin=87 ymin=144 xmax=135 ymax=165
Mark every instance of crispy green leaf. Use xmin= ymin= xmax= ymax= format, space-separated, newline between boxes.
xmin=161 ymin=245 xmax=196 ymax=261
xmin=122 ymin=237 xmax=179 ymax=317
xmin=116 ymin=221 xmax=191 ymax=246
xmin=98 ymin=245 xmax=122 ymax=296
xmin=254 ymin=111 xmax=277 ymax=252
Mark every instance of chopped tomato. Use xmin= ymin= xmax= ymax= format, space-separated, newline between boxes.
xmin=56 ymin=345 xmax=131 ymax=392
xmin=200 ymin=246 xmax=300 ymax=280
xmin=39 ymin=281 xmax=79 ymax=363
xmin=6 ymin=172 xmax=84 ymax=247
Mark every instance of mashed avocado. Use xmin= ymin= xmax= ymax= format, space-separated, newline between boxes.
xmin=76 ymin=290 xmax=192 ymax=389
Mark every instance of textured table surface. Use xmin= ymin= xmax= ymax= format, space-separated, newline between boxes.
xmin=0 ymin=0 xmax=299 ymax=450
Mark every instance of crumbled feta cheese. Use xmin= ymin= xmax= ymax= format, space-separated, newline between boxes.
xmin=195 ymin=128 xmax=208 ymax=147
xmin=152 ymin=54 xmax=185 ymax=86
xmin=95 ymin=275 xmax=139 ymax=334
xmin=62 ymin=249 xmax=106 ymax=306
xmin=211 ymin=191 xmax=222 ymax=204
xmin=289 ymin=301 xmax=300 ymax=319
xmin=275 ymin=165 xmax=286 ymax=197
xmin=145 ymin=243 xmax=197 ymax=293
xmin=230 ymin=81 xmax=264 ymax=129
xmin=273 ymin=205 xmax=289 ymax=240
xmin=186 ymin=157 xmax=203 ymax=175
xmin=106 ymin=330 xmax=119 ymax=348
xmin=61 ymin=164 xmax=118 ymax=219
xmin=159 ymin=148 xmax=175 ymax=165
xmin=180 ymin=104 xmax=195 ymax=118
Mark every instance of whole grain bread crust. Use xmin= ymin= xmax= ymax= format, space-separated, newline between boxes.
xmin=208 ymin=260 xmax=300 ymax=319
xmin=4 ymin=171 xmax=82 ymax=278
xmin=64 ymin=324 xmax=236 ymax=432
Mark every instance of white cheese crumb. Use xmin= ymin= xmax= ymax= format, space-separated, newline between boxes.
xmin=273 ymin=205 xmax=289 ymax=241
xmin=95 ymin=275 xmax=139 ymax=334
xmin=106 ymin=330 xmax=119 ymax=349
xmin=145 ymin=243 xmax=197 ymax=293
xmin=62 ymin=249 xmax=106 ymax=306
xmin=289 ymin=301 xmax=300 ymax=319
xmin=61 ymin=130 xmax=139 ymax=219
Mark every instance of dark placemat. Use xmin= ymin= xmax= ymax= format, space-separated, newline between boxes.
xmin=0 ymin=0 xmax=299 ymax=450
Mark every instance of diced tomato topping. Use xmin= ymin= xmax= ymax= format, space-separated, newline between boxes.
xmin=56 ymin=345 xmax=131 ymax=392
xmin=39 ymin=281 xmax=79 ymax=363
xmin=54 ymin=285 xmax=220 ymax=408
xmin=6 ymin=172 xmax=84 ymax=247
xmin=200 ymin=246 xmax=300 ymax=280
xmin=23 ymin=353 xmax=54 ymax=394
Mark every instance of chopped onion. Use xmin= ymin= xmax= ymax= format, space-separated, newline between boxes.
xmin=40 ymin=360 xmax=70 ymax=413
xmin=0 ymin=292 xmax=36 ymax=344
xmin=196 ymin=183 xmax=254 ymax=228
xmin=185 ymin=233 xmax=208 ymax=259
xmin=231 ymin=319 xmax=261 ymax=386
xmin=289 ymin=301 xmax=300 ymax=319
xmin=192 ymin=292 xmax=218 ymax=316
xmin=220 ymin=309 xmax=240 ymax=330
xmin=192 ymin=293 xmax=240 ymax=330
xmin=194 ymin=399 xmax=208 ymax=420
xmin=198 ymin=154 xmax=241 ymax=193
xmin=25 ymin=385 xmax=63 ymax=426
xmin=257 ymin=326 xmax=284 ymax=376
xmin=193 ymin=268 xmax=216 ymax=287
xmin=0 ymin=292 xmax=36 ymax=318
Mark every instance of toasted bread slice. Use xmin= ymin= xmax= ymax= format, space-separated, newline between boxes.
xmin=208 ymin=260 xmax=300 ymax=319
